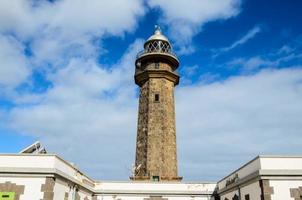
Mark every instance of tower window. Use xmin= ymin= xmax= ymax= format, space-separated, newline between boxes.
xmin=244 ymin=194 xmax=250 ymax=200
xmin=155 ymin=62 xmax=160 ymax=69
xmin=154 ymin=94 xmax=160 ymax=102
xmin=152 ymin=176 xmax=160 ymax=181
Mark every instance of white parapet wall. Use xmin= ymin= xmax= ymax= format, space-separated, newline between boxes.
xmin=0 ymin=154 xmax=95 ymax=188
xmin=0 ymin=154 xmax=95 ymax=200
xmin=0 ymin=154 xmax=217 ymax=200
xmin=3 ymin=154 xmax=302 ymax=200
xmin=94 ymin=181 xmax=217 ymax=200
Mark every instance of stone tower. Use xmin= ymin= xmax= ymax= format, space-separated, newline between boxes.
xmin=133 ymin=26 xmax=182 ymax=181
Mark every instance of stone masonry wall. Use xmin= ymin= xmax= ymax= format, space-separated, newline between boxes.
xmin=134 ymin=62 xmax=178 ymax=180
xmin=135 ymin=79 xmax=150 ymax=177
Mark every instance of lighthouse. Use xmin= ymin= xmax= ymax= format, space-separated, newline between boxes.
xmin=133 ymin=26 xmax=182 ymax=181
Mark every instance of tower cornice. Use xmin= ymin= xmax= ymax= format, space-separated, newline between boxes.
xmin=134 ymin=70 xmax=180 ymax=87
xmin=136 ymin=52 xmax=179 ymax=70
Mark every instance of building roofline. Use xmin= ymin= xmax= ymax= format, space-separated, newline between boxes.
xmin=218 ymin=155 xmax=302 ymax=183
xmin=0 ymin=153 xmax=94 ymax=182
xmin=3 ymin=154 xmax=302 ymax=185
xmin=94 ymin=180 xmax=217 ymax=184
xmin=217 ymin=155 xmax=260 ymax=183
xmin=258 ymin=155 xmax=302 ymax=158
xmin=94 ymin=190 xmax=214 ymax=196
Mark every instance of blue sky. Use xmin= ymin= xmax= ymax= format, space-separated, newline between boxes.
xmin=0 ymin=0 xmax=302 ymax=181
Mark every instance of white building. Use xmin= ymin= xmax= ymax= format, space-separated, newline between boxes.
xmin=217 ymin=155 xmax=302 ymax=200
xmin=0 ymin=153 xmax=216 ymax=200
xmin=1 ymin=152 xmax=302 ymax=200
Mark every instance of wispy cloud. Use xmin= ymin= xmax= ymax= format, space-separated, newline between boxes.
xmin=223 ymin=25 xmax=261 ymax=51
xmin=213 ymin=25 xmax=262 ymax=57
xmin=4 ymin=40 xmax=143 ymax=180
xmin=177 ymin=67 xmax=302 ymax=180
xmin=227 ymin=44 xmax=302 ymax=71
xmin=0 ymin=35 xmax=29 ymax=88
xmin=5 ymin=64 xmax=302 ymax=181
xmin=148 ymin=0 xmax=242 ymax=54
xmin=0 ymin=0 xmax=146 ymax=96
xmin=228 ymin=56 xmax=273 ymax=71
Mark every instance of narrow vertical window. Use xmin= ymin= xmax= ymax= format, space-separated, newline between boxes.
xmin=232 ymin=194 xmax=239 ymax=200
xmin=152 ymin=176 xmax=160 ymax=181
xmin=244 ymin=195 xmax=250 ymax=200
xmin=155 ymin=62 xmax=160 ymax=69
xmin=154 ymin=94 xmax=159 ymax=102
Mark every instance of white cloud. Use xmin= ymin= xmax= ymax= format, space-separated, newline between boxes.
xmin=0 ymin=0 xmax=146 ymax=179
xmin=0 ymin=0 xmax=145 ymax=39
xmin=228 ymin=56 xmax=273 ymax=71
xmin=28 ymin=0 xmax=145 ymax=65
xmin=0 ymin=1 xmax=40 ymax=38
xmin=218 ymin=25 xmax=262 ymax=53
xmin=148 ymin=0 xmax=241 ymax=53
xmin=50 ymin=0 xmax=144 ymax=36
xmin=227 ymin=45 xmax=302 ymax=71
xmin=149 ymin=0 xmax=240 ymax=24
xmin=6 ymin=66 xmax=302 ymax=180
xmin=277 ymin=45 xmax=294 ymax=55
xmin=0 ymin=35 xmax=29 ymax=88
xmin=7 ymin=40 xmax=143 ymax=180
xmin=176 ymin=67 xmax=302 ymax=180
xmin=182 ymin=65 xmax=199 ymax=76
xmin=0 ymin=0 xmax=146 ymax=89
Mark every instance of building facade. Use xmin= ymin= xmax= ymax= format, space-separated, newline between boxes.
xmin=0 ymin=154 xmax=216 ymax=200
xmin=0 ymin=154 xmax=95 ymax=200
xmin=1 ymin=154 xmax=302 ymax=200
xmin=217 ymin=156 xmax=302 ymax=200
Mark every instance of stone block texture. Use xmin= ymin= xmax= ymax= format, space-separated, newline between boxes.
xmin=0 ymin=181 xmax=24 ymax=200
xmin=290 ymin=186 xmax=302 ymax=200
xmin=134 ymin=62 xmax=180 ymax=181
xmin=260 ymin=180 xmax=274 ymax=200
xmin=41 ymin=177 xmax=55 ymax=200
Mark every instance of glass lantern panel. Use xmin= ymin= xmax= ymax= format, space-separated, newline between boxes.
xmin=145 ymin=41 xmax=171 ymax=53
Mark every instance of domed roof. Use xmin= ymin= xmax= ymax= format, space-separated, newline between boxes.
xmin=145 ymin=26 xmax=170 ymax=45
xmin=136 ymin=26 xmax=179 ymax=69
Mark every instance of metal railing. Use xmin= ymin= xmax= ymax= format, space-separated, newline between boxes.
xmin=136 ymin=49 xmax=178 ymax=59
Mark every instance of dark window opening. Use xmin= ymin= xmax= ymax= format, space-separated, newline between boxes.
xmin=245 ymin=194 xmax=250 ymax=200
xmin=152 ymin=176 xmax=160 ymax=181
xmin=232 ymin=194 xmax=239 ymax=200
xmin=154 ymin=94 xmax=160 ymax=102
xmin=155 ymin=62 xmax=160 ymax=69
